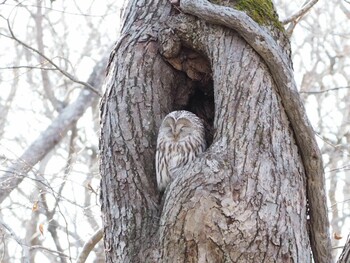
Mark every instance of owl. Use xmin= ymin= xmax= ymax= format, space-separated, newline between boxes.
xmin=156 ymin=110 xmax=206 ymax=192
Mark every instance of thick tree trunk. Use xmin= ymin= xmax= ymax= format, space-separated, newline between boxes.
xmin=100 ymin=0 xmax=331 ymax=262
xmin=99 ymin=1 xmax=177 ymax=261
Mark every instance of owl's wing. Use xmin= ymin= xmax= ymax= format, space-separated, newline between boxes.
xmin=156 ymin=149 xmax=171 ymax=192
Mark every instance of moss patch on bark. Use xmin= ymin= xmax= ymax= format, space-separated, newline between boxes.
xmin=210 ymin=0 xmax=284 ymax=31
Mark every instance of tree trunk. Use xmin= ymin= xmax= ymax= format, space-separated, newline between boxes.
xmin=160 ymin=18 xmax=310 ymax=263
xmin=99 ymin=0 xmax=331 ymax=262
xmin=99 ymin=1 xmax=176 ymax=261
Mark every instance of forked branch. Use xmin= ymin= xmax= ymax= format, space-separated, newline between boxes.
xmin=0 ymin=59 xmax=105 ymax=204
xmin=281 ymin=0 xmax=319 ymax=24
xmin=179 ymin=0 xmax=332 ymax=262
xmin=0 ymin=15 xmax=102 ymax=97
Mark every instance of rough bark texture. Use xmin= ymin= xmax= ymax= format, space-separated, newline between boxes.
xmin=175 ymin=1 xmax=332 ymax=262
xmin=99 ymin=1 xmax=177 ymax=261
xmin=100 ymin=0 xmax=330 ymax=262
xmin=160 ymin=19 xmax=310 ymax=263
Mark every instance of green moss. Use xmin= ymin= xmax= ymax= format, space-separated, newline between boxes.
xmin=210 ymin=0 xmax=284 ymax=31
xmin=235 ymin=0 xmax=283 ymax=31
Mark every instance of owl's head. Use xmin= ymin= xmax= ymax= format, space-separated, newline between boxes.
xmin=159 ymin=110 xmax=204 ymax=142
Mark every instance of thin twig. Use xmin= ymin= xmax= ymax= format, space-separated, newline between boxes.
xmin=0 ymin=217 xmax=23 ymax=246
xmin=0 ymin=217 xmax=30 ymax=263
xmin=2 ymin=2 xmax=116 ymax=17
xmin=330 ymin=198 xmax=350 ymax=208
xmin=30 ymin=245 xmax=70 ymax=258
xmin=0 ymin=66 xmax=56 ymax=70
xmin=0 ymin=15 xmax=102 ymax=97
xmin=300 ymin=86 xmax=350 ymax=94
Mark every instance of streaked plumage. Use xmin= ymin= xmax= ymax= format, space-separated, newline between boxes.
xmin=156 ymin=110 xmax=206 ymax=192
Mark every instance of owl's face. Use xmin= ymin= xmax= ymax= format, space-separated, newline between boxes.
xmin=161 ymin=117 xmax=194 ymax=142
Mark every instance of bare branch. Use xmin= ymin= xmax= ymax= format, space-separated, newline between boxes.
xmin=0 ymin=217 xmax=23 ymax=247
xmin=337 ymin=232 xmax=350 ymax=263
xmin=300 ymin=86 xmax=350 ymax=94
xmin=179 ymin=0 xmax=332 ymax=262
xmin=29 ymin=245 xmax=70 ymax=259
xmin=0 ymin=58 xmax=106 ymax=204
xmin=33 ymin=1 xmax=63 ymax=111
xmin=281 ymin=0 xmax=319 ymax=24
xmin=330 ymin=198 xmax=350 ymax=208
xmin=0 ymin=89 xmax=95 ymax=203
xmin=285 ymin=21 xmax=298 ymax=38
xmin=0 ymin=65 xmax=56 ymax=70
xmin=0 ymin=169 xmax=91 ymax=209
xmin=76 ymin=228 xmax=103 ymax=263
xmin=0 ymin=217 xmax=30 ymax=263
xmin=0 ymin=68 xmax=18 ymax=138
xmin=2 ymin=2 xmax=116 ymax=17
xmin=0 ymin=15 xmax=102 ymax=97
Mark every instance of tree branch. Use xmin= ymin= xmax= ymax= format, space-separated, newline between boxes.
xmin=337 ymin=232 xmax=350 ymax=263
xmin=76 ymin=228 xmax=103 ymax=263
xmin=0 ymin=90 xmax=95 ymax=203
xmin=1 ymin=215 xmax=71 ymax=260
xmin=300 ymin=85 xmax=350 ymax=94
xmin=29 ymin=245 xmax=70 ymax=259
xmin=281 ymin=0 xmax=319 ymax=24
xmin=0 ymin=59 xmax=106 ymax=204
xmin=179 ymin=0 xmax=332 ymax=262
xmin=0 ymin=15 xmax=102 ymax=97
xmin=0 ymin=217 xmax=30 ymax=263
xmin=0 ymin=65 xmax=56 ymax=70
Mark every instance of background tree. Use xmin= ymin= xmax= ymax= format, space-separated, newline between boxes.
xmin=0 ymin=0 xmax=123 ymax=262
xmin=276 ymin=0 xmax=350 ymax=260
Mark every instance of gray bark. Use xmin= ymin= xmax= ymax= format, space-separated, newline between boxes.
xmin=160 ymin=20 xmax=310 ymax=263
xmin=99 ymin=1 xmax=176 ymax=261
xmin=99 ymin=0 xmax=331 ymax=262
xmin=174 ymin=2 xmax=332 ymax=261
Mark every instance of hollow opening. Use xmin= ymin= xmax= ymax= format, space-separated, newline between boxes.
xmin=170 ymin=50 xmax=215 ymax=146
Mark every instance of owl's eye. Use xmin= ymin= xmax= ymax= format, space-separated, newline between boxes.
xmin=180 ymin=125 xmax=189 ymax=132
